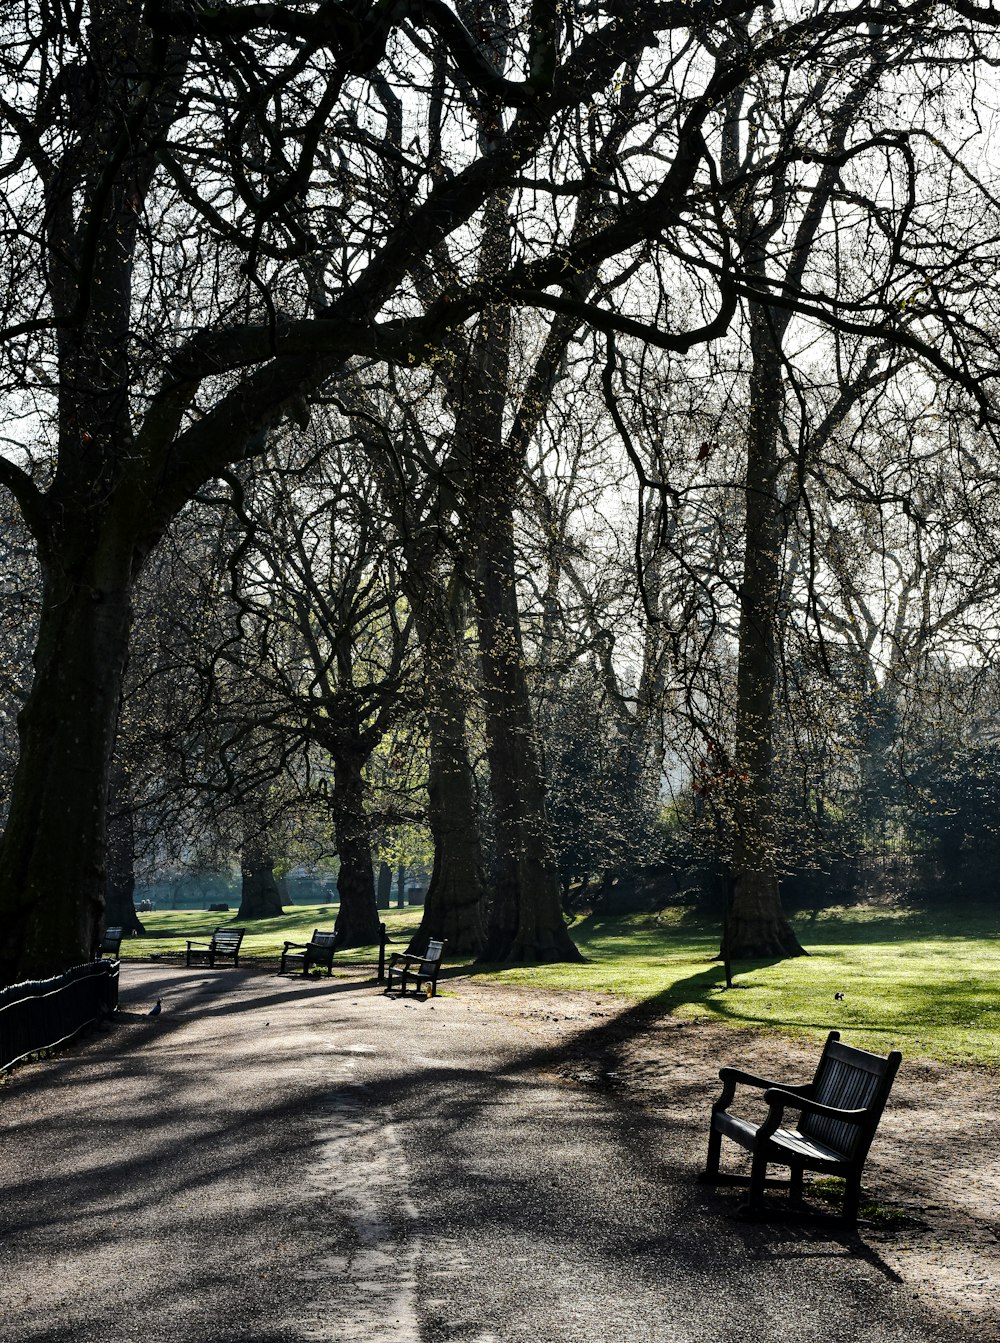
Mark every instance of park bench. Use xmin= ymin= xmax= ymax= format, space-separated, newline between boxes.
xmin=96 ymin=926 xmax=123 ymax=959
xmin=701 ymin=1029 xmax=902 ymax=1225
xmin=185 ymin=927 xmax=245 ymax=969
xmin=280 ymin=929 xmax=342 ymax=976
xmin=384 ymin=938 xmax=446 ymax=997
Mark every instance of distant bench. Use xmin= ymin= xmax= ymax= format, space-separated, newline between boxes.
xmin=384 ymin=938 xmax=446 ymax=997
xmin=280 ymin=929 xmax=342 ymax=976
xmin=185 ymin=927 xmax=245 ymax=969
xmin=96 ymin=927 xmax=123 ymax=959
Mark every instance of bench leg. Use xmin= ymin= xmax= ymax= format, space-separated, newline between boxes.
xmin=790 ymin=1165 xmax=804 ymax=1204
xmin=738 ymin=1146 xmax=769 ymax=1218
xmin=842 ymin=1173 xmax=862 ymax=1226
xmin=700 ymin=1122 xmax=723 ymax=1183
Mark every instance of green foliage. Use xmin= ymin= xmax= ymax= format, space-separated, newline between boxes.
xmin=541 ymin=667 xmax=662 ymax=883
xmin=904 ymin=744 xmax=1000 ymax=863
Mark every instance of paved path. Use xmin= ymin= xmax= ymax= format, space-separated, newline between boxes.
xmin=0 ymin=966 xmax=981 ymax=1343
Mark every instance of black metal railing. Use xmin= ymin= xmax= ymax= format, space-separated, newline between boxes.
xmin=0 ymin=959 xmax=119 ymax=1075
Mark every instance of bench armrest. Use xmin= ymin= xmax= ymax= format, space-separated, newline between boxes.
xmin=714 ymin=1068 xmax=812 ymax=1113
xmin=186 ymin=940 xmax=211 ymax=950
xmin=762 ymin=1088 xmax=868 ymax=1125
xmin=719 ymin=1067 xmax=791 ymax=1090
xmin=756 ymin=1088 xmax=869 ymax=1144
xmin=282 ymin=941 xmax=308 ymax=951
xmin=388 ymin=952 xmax=423 ymax=967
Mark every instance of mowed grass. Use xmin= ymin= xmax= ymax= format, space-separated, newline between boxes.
xmin=124 ymin=900 xmax=1000 ymax=1067
xmin=121 ymin=904 xmax=421 ymax=966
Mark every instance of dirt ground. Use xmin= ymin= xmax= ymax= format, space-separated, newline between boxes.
xmin=451 ymin=978 xmax=1000 ymax=1339
xmin=0 ymin=961 xmax=996 ymax=1342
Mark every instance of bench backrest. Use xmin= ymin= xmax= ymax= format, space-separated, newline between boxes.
xmin=420 ymin=939 xmax=445 ymax=974
xmin=100 ymin=927 xmax=123 ymax=953
xmin=310 ymin=930 xmax=339 ymax=950
xmin=799 ymin=1031 xmax=901 ymax=1159
xmin=211 ymin=928 xmax=244 ymax=953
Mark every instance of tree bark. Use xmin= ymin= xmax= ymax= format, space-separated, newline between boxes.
xmin=0 ymin=6 xmax=182 ymax=983
xmin=331 ymin=754 xmax=381 ymax=947
xmin=237 ymin=839 xmax=285 ymax=919
xmin=376 ymin=860 xmax=392 ymax=909
xmin=408 ymin=684 xmax=488 ymax=954
xmin=724 ymin=298 xmax=806 ymax=961
xmin=719 ymin=64 xmax=888 ymax=961
xmin=460 ymin=184 xmax=580 ymax=964
xmin=475 ymin=502 xmax=582 ymax=964
xmin=0 ymin=545 xmax=134 ymax=983
xmin=106 ymin=784 xmax=144 ymax=935
xmin=406 ymin=590 xmax=487 ymax=954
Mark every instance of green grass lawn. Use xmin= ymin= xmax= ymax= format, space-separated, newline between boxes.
xmin=121 ymin=904 xmax=417 ymax=964
xmin=124 ymin=901 xmax=1000 ymax=1067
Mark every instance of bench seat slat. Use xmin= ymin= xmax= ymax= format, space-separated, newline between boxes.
xmin=714 ymin=1112 xmax=849 ymax=1168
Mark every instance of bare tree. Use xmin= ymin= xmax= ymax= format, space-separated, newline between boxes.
xmin=1 ymin=1 xmax=999 ymax=978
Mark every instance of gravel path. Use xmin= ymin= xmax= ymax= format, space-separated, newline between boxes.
xmin=0 ymin=964 xmax=992 ymax=1343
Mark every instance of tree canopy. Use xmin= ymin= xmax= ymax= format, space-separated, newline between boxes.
xmin=2 ymin=1 xmax=1000 ymax=979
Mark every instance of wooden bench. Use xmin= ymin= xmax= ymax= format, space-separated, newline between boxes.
xmin=384 ymin=938 xmax=446 ymax=997
xmin=96 ymin=926 xmax=123 ymax=959
xmin=280 ymin=929 xmax=342 ymax=976
xmin=185 ymin=927 xmax=245 ymax=968
xmin=701 ymin=1030 xmax=901 ymax=1224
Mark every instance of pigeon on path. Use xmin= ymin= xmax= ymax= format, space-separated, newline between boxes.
xmin=148 ymin=999 xmax=162 ymax=1016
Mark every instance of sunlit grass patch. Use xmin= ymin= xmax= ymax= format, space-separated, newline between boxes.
xmin=121 ymin=899 xmax=1000 ymax=1066
xmin=471 ymin=903 xmax=1000 ymax=1067
xmin=121 ymin=905 xmax=423 ymax=967
xmin=807 ymin=1177 xmax=919 ymax=1225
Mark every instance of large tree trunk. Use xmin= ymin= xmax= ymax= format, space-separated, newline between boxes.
xmin=331 ymin=755 xmax=381 ymax=947
xmin=408 ymin=692 xmax=488 ymax=954
xmin=475 ymin=502 xmax=582 ymax=964
xmin=0 ymin=7 xmax=178 ymax=984
xmin=461 ymin=184 xmax=579 ymax=964
xmin=105 ymin=783 xmax=144 ymax=936
xmin=0 ymin=548 xmax=134 ymax=983
xmin=376 ymin=860 xmax=392 ymax=909
xmin=718 ymin=71 xmax=885 ymax=961
xmin=724 ymin=299 xmax=805 ymax=961
xmin=406 ymin=590 xmax=487 ymax=955
xmin=237 ymin=839 xmax=285 ymax=919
